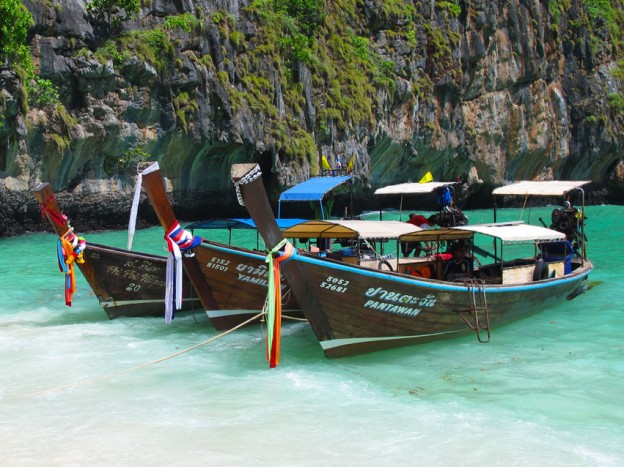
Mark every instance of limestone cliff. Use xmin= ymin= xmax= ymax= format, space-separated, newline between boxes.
xmin=1 ymin=0 xmax=623 ymax=236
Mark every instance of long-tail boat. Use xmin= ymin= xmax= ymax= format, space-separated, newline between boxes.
xmin=231 ymin=163 xmax=593 ymax=358
xmin=33 ymin=183 xmax=200 ymax=318
xmin=140 ymin=163 xmax=303 ymax=330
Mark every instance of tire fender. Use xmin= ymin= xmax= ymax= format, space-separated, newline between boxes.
xmin=533 ymin=260 xmax=549 ymax=281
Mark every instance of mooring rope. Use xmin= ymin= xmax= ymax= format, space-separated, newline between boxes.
xmin=282 ymin=315 xmax=307 ymax=322
xmin=6 ymin=312 xmax=265 ymax=401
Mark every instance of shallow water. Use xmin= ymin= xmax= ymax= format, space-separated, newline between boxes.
xmin=1 ymin=206 xmax=622 ymax=465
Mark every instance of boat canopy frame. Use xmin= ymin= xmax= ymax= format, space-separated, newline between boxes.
xmin=491 ymin=180 xmax=590 ymax=258
xmin=455 ymin=222 xmax=566 ymax=246
xmin=283 ymin=219 xmax=421 ymax=261
xmin=399 ymin=222 xmax=566 ymax=269
xmin=282 ymin=219 xmax=421 ymax=240
xmin=374 ymin=181 xmax=459 ymax=221
xmin=277 ymin=175 xmax=353 ymax=220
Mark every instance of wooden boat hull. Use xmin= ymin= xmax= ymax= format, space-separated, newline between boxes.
xmin=83 ymin=243 xmax=200 ymax=319
xmin=292 ymin=254 xmax=591 ymax=357
xmin=69 ymin=234 xmax=299 ymax=327
xmin=190 ymin=240 xmax=300 ymax=329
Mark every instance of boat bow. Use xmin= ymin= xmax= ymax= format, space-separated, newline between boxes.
xmin=231 ymin=163 xmax=333 ymax=340
xmin=141 ymin=163 xmax=219 ymax=313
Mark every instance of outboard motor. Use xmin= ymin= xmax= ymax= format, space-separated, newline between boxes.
xmin=550 ymin=204 xmax=584 ymax=251
xmin=430 ymin=207 xmax=468 ymax=227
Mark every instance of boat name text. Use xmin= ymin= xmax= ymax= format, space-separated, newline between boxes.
xmin=105 ymin=265 xmax=165 ymax=290
xmin=363 ymin=300 xmax=423 ymax=317
xmin=236 ymin=262 xmax=286 ymax=289
xmin=363 ymin=287 xmax=437 ymax=316
xmin=365 ymin=287 xmax=437 ymax=307
xmin=123 ymin=259 xmax=161 ymax=274
xmin=236 ymin=263 xmax=268 ymax=276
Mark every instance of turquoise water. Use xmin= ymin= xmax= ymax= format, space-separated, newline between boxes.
xmin=0 ymin=206 xmax=622 ymax=465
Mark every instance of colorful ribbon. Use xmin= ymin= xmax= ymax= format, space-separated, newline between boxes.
xmin=40 ymin=195 xmax=68 ymax=227
xmin=265 ymin=239 xmax=295 ymax=368
xmin=56 ymin=229 xmax=87 ymax=306
xmin=164 ymin=222 xmax=202 ymax=324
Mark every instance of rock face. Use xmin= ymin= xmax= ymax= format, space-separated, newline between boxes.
xmin=1 ymin=0 xmax=623 ymax=236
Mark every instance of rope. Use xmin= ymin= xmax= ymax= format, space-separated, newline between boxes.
xmin=282 ymin=315 xmax=307 ymax=322
xmin=6 ymin=312 xmax=265 ymax=401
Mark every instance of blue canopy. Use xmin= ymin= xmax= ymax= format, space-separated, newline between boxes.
xmin=186 ymin=218 xmax=306 ymax=231
xmin=278 ymin=175 xmax=352 ymax=219
xmin=278 ymin=175 xmax=352 ymax=202
xmin=185 ymin=218 xmax=306 ymax=249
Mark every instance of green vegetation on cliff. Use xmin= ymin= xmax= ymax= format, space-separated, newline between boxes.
xmin=0 ymin=0 xmax=70 ymax=136
xmin=2 ymin=0 xmax=624 ymax=193
xmin=0 ymin=0 xmax=33 ymax=125
xmin=0 ymin=0 xmax=33 ymax=72
xmin=86 ymin=0 xmax=140 ymax=39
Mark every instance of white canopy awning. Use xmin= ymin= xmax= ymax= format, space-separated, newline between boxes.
xmin=282 ymin=219 xmax=421 ymax=240
xmin=456 ymin=222 xmax=566 ymax=245
xmin=399 ymin=228 xmax=474 ymax=243
xmin=492 ymin=180 xmax=590 ymax=197
xmin=374 ymin=182 xmax=453 ymax=195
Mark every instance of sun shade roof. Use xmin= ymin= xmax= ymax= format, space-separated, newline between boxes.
xmin=282 ymin=219 xmax=421 ymax=240
xmin=492 ymin=180 xmax=590 ymax=196
xmin=455 ymin=222 xmax=566 ymax=245
xmin=374 ymin=182 xmax=454 ymax=195
xmin=186 ymin=218 xmax=306 ymax=230
xmin=278 ymin=175 xmax=352 ymax=202
xmin=399 ymin=228 xmax=474 ymax=243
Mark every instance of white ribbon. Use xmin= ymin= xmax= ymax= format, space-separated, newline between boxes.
xmin=164 ymin=239 xmax=183 ymax=324
xmin=127 ymin=162 xmax=161 ymax=250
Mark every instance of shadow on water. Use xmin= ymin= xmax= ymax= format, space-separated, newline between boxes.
xmin=586 ymin=280 xmax=603 ymax=290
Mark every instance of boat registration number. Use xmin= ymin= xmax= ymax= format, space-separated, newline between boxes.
xmin=320 ymin=276 xmax=350 ymax=293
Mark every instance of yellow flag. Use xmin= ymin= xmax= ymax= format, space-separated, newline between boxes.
xmin=419 ymin=171 xmax=433 ymax=183
xmin=321 ymin=155 xmax=331 ymax=171
xmin=346 ymin=155 xmax=355 ymax=173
